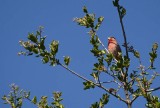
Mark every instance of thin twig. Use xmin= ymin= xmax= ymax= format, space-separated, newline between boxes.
xmin=148 ymin=72 xmax=159 ymax=85
xmin=97 ymin=81 xmax=114 ymax=84
xmin=104 ymin=70 xmax=123 ymax=86
xmin=97 ymin=71 xmax=102 ymax=86
xmin=57 ymin=62 xmax=127 ymax=103
xmin=97 ymin=80 xmax=122 ymax=87
xmin=97 ymin=84 xmax=127 ymax=103
xmin=131 ymin=96 xmax=139 ymax=104
xmin=4 ymin=98 xmax=12 ymax=106
xmin=128 ymin=74 xmax=140 ymax=85
xmin=116 ymin=84 xmax=124 ymax=93
xmin=58 ymin=62 xmax=90 ymax=82
xmin=146 ymin=86 xmax=160 ymax=92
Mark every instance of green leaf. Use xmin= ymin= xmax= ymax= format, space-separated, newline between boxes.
xmin=123 ymin=56 xmax=130 ymax=67
xmin=2 ymin=95 xmax=7 ymax=100
xmin=52 ymin=92 xmax=64 ymax=108
xmin=110 ymin=64 xmax=116 ymax=71
xmin=86 ymin=14 xmax=95 ymax=28
xmin=42 ymin=56 xmax=49 ymax=63
xmin=95 ymin=17 xmax=104 ymax=30
xmin=132 ymin=88 xmax=141 ymax=96
xmin=121 ymin=7 xmax=126 ymax=18
xmin=101 ymin=50 xmax=106 ymax=54
xmin=50 ymin=58 xmax=57 ymax=66
xmin=90 ymin=102 xmax=99 ymax=108
xmin=112 ymin=0 xmax=119 ymax=7
xmin=90 ymin=72 xmax=98 ymax=81
xmin=98 ymin=16 xmax=104 ymax=23
xmin=90 ymin=94 xmax=109 ymax=108
xmin=90 ymin=48 xmax=100 ymax=57
xmin=100 ymin=94 xmax=109 ymax=106
xmin=152 ymin=43 xmax=158 ymax=50
xmin=134 ymin=50 xmax=140 ymax=58
xmin=36 ymin=30 xmax=41 ymax=36
xmin=32 ymin=96 xmax=37 ymax=104
xmin=64 ymin=56 xmax=70 ymax=66
xmin=40 ymin=37 xmax=46 ymax=50
xmin=105 ymin=53 xmax=113 ymax=66
xmin=95 ymin=24 xmax=100 ymax=30
xmin=83 ymin=6 xmax=88 ymax=13
xmin=25 ymin=92 xmax=30 ymax=98
xmin=149 ymin=43 xmax=158 ymax=68
xmin=28 ymin=33 xmax=37 ymax=43
xmin=50 ymin=40 xmax=59 ymax=56
xmin=116 ymin=60 xmax=123 ymax=68
xmin=149 ymin=52 xmax=157 ymax=58
xmin=17 ymin=99 xmax=22 ymax=107
xmin=32 ymin=48 xmax=39 ymax=54
xmin=83 ymin=81 xmax=95 ymax=90
xmin=156 ymin=102 xmax=160 ymax=107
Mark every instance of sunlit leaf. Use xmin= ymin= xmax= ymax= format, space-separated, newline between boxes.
xmin=28 ymin=33 xmax=37 ymax=43
xmin=83 ymin=81 xmax=95 ymax=90
xmin=64 ymin=56 xmax=70 ymax=66
xmin=134 ymin=50 xmax=140 ymax=58
xmin=42 ymin=56 xmax=49 ymax=63
xmin=32 ymin=96 xmax=37 ymax=104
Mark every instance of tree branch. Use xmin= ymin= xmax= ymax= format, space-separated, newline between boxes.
xmin=116 ymin=2 xmax=129 ymax=84
xmin=58 ymin=62 xmax=90 ymax=82
xmin=104 ymin=70 xmax=123 ymax=87
xmin=57 ymin=62 xmax=127 ymax=103
xmin=146 ymin=86 xmax=160 ymax=92
xmin=116 ymin=2 xmax=131 ymax=106
xmin=97 ymin=80 xmax=122 ymax=87
xmin=131 ymin=96 xmax=139 ymax=104
xmin=117 ymin=5 xmax=129 ymax=59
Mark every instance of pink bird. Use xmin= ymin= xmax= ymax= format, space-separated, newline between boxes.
xmin=108 ymin=37 xmax=121 ymax=60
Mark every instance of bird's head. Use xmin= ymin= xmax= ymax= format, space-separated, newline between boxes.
xmin=108 ymin=37 xmax=117 ymax=44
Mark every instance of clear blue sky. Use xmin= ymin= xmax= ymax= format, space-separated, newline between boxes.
xmin=1 ymin=0 xmax=160 ymax=107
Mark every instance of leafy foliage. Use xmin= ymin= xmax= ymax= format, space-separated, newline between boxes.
xmin=2 ymin=84 xmax=30 ymax=108
xmin=149 ymin=43 xmax=158 ymax=68
xmin=18 ymin=27 xmax=68 ymax=67
xmin=90 ymin=94 xmax=109 ymax=108
xmin=2 ymin=84 xmax=64 ymax=108
xmin=83 ymin=81 xmax=95 ymax=90
xmin=63 ymin=56 xmax=70 ymax=66
xmin=2 ymin=0 xmax=160 ymax=108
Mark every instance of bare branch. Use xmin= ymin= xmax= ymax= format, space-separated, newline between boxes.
xmin=146 ymin=86 xmax=160 ymax=92
xmin=131 ymin=96 xmax=139 ymax=104
xmin=57 ymin=62 xmax=127 ymax=103
xmin=104 ymin=70 xmax=123 ymax=86
xmin=116 ymin=5 xmax=128 ymax=59
xmin=58 ymin=62 xmax=90 ymax=82
xmin=97 ymin=80 xmax=122 ymax=87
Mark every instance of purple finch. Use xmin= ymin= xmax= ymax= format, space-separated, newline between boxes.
xmin=108 ymin=37 xmax=121 ymax=60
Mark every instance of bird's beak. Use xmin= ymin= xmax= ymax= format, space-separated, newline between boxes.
xmin=108 ymin=37 xmax=111 ymax=40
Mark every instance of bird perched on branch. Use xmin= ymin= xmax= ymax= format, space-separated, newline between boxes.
xmin=108 ymin=37 xmax=121 ymax=60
